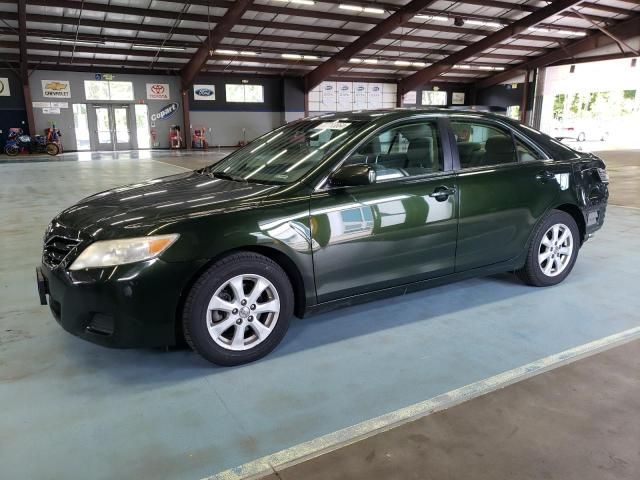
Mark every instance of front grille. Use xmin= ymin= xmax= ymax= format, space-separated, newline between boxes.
xmin=43 ymin=225 xmax=82 ymax=268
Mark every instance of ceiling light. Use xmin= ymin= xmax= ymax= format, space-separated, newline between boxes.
xmin=412 ymin=61 xmax=427 ymax=67
xmin=273 ymin=0 xmax=315 ymax=5
xmin=240 ymin=51 xmax=257 ymax=56
xmin=464 ymin=19 xmax=505 ymax=28
xmin=394 ymin=60 xmax=411 ymax=66
xmin=455 ymin=65 xmax=472 ymax=69
xmin=339 ymin=4 xmax=385 ymax=14
xmin=282 ymin=53 xmax=302 ymax=59
xmin=303 ymin=55 xmax=318 ymax=60
xmin=348 ymin=58 xmax=362 ymax=63
xmin=415 ymin=14 xmax=448 ymax=22
xmin=41 ymin=37 xmax=104 ymax=46
xmin=215 ymin=49 xmax=239 ymax=55
xmin=363 ymin=58 xmax=378 ymax=64
xmin=133 ymin=44 xmax=186 ymax=51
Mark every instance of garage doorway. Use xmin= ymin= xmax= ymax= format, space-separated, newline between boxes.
xmin=89 ymin=104 xmax=133 ymax=151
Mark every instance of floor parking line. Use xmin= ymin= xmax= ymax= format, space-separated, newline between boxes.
xmin=204 ymin=326 xmax=640 ymax=480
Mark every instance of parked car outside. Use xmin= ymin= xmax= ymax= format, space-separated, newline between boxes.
xmin=552 ymin=120 xmax=610 ymax=142
xmin=37 ymin=110 xmax=609 ymax=365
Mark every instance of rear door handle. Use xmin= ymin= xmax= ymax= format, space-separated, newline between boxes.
xmin=429 ymin=186 xmax=456 ymax=201
xmin=536 ymin=170 xmax=555 ymax=182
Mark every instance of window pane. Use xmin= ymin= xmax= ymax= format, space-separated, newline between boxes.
xmin=135 ymin=104 xmax=150 ymax=149
xmin=422 ymin=90 xmax=447 ymax=106
xmin=85 ymin=81 xmax=110 ymax=100
xmin=72 ymin=104 xmax=91 ymax=151
xmin=451 ymin=122 xmax=516 ymax=168
xmin=109 ymin=82 xmax=134 ymax=101
xmin=244 ymin=85 xmax=264 ymax=103
xmin=515 ymin=139 xmax=540 ymax=162
xmin=226 ymin=84 xmax=246 ymax=102
xmin=347 ymin=121 xmax=443 ymax=180
xmin=113 ymin=107 xmax=130 ymax=143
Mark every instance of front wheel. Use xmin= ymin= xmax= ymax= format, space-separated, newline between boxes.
xmin=517 ymin=210 xmax=580 ymax=287
xmin=182 ymin=252 xmax=294 ymax=366
xmin=4 ymin=144 xmax=19 ymax=156
xmin=46 ymin=143 xmax=60 ymax=156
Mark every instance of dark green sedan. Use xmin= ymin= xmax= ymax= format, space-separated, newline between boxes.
xmin=37 ymin=110 xmax=609 ymax=365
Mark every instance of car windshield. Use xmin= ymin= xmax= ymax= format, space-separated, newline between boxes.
xmin=207 ymin=118 xmax=367 ymax=184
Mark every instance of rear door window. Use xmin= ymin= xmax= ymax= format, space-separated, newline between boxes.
xmin=451 ymin=121 xmax=517 ymax=168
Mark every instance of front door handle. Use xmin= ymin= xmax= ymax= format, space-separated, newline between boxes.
xmin=536 ymin=170 xmax=555 ymax=182
xmin=429 ymin=186 xmax=456 ymax=201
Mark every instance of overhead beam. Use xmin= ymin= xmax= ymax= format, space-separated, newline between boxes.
xmin=9 ymin=11 xmax=553 ymax=56
xmin=0 ymin=25 xmax=541 ymax=61
xmin=399 ymin=0 xmax=586 ymax=94
xmin=180 ymin=0 xmax=253 ymax=89
xmin=475 ymin=14 xmax=640 ymax=88
xmin=304 ymin=0 xmax=438 ymax=91
xmin=10 ymin=0 xmax=576 ymax=49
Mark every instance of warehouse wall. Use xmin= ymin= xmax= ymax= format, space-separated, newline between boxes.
xmin=0 ymin=69 xmax=28 ymax=149
xmin=28 ymin=70 xmax=183 ymax=150
xmin=188 ymin=74 xmax=305 ymax=147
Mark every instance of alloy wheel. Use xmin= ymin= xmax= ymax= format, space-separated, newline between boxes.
xmin=538 ymin=223 xmax=574 ymax=277
xmin=206 ymin=274 xmax=281 ymax=351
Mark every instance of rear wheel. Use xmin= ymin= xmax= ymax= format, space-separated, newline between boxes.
xmin=517 ymin=210 xmax=580 ymax=287
xmin=182 ymin=252 xmax=293 ymax=366
xmin=4 ymin=144 xmax=19 ymax=156
xmin=46 ymin=143 xmax=60 ymax=156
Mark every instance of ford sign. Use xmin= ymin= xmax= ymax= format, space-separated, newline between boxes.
xmin=195 ymin=88 xmax=214 ymax=97
xmin=151 ymin=102 xmax=179 ymax=122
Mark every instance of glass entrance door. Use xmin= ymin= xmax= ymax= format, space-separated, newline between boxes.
xmin=91 ymin=105 xmax=133 ymax=151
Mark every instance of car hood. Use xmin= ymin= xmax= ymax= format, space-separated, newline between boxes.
xmin=54 ymin=171 xmax=279 ymax=235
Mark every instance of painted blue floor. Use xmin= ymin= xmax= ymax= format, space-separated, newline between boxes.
xmin=1 ymin=157 xmax=639 ymax=480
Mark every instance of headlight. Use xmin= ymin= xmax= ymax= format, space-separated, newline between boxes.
xmin=69 ymin=234 xmax=179 ymax=270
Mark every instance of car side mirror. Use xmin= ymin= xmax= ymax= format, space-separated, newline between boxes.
xmin=328 ymin=164 xmax=376 ymax=187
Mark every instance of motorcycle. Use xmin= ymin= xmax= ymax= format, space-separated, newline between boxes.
xmin=4 ymin=129 xmax=61 ymax=156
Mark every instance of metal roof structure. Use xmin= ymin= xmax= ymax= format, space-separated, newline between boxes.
xmin=1 ymin=0 xmax=639 ymax=88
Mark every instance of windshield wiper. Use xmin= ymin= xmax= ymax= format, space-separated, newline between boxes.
xmin=209 ymin=171 xmax=247 ymax=183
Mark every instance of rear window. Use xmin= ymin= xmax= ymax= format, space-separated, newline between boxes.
xmin=506 ymin=121 xmax=580 ymax=160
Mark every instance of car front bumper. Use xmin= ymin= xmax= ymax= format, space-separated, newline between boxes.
xmin=37 ymin=258 xmax=206 ymax=348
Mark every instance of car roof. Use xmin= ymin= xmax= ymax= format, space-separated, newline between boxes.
xmin=306 ymin=108 xmax=511 ymax=123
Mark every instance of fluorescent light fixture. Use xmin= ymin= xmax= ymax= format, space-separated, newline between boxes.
xmin=133 ymin=44 xmax=186 ymax=51
xmin=282 ymin=53 xmax=318 ymax=60
xmin=455 ymin=64 xmax=472 ymax=69
xmin=415 ymin=14 xmax=448 ymax=22
xmin=464 ymin=19 xmax=505 ymax=28
xmin=273 ymin=0 xmax=315 ymax=4
xmin=340 ymin=4 xmax=384 ymax=14
xmin=394 ymin=60 xmax=411 ymax=66
xmin=348 ymin=58 xmax=362 ymax=63
xmin=363 ymin=58 xmax=378 ymax=64
xmin=528 ymin=26 xmax=586 ymax=36
xmin=412 ymin=61 xmax=427 ymax=67
xmin=214 ymin=49 xmax=258 ymax=55
xmin=41 ymin=37 xmax=104 ymax=46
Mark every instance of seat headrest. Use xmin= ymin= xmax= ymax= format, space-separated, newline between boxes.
xmin=485 ymin=135 xmax=515 ymax=155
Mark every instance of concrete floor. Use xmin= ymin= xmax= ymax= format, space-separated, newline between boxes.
xmin=266 ymin=338 xmax=640 ymax=480
xmin=0 ymin=149 xmax=639 ymax=480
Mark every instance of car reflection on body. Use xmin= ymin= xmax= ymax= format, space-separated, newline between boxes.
xmin=37 ymin=109 xmax=609 ymax=365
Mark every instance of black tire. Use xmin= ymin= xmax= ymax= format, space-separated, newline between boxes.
xmin=4 ymin=144 xmax=19 ymax=156
xmin=517 ymin=210 xmax=580 ymax=287
xmin=182 ymin=252 xmax=293 ymax=366
xmin=577 ymin=132 xmax=586 ymax=142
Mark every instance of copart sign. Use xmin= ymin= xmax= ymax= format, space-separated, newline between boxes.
xmin=151 ymin=102 xmax=179 ymax=122
xmin=146 ymin=83 xmax=171 ymax=100
xmin=42 ymin=80 xmax=71 ymax=98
